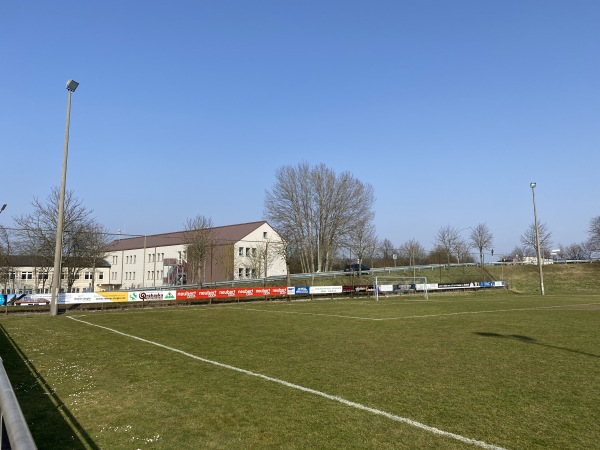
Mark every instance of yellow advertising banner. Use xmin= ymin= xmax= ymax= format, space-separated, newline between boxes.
xmin=97 ymin=291 xmax=129 ymax=302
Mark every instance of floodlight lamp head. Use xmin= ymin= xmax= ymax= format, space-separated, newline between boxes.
xmin=0 ymin=203 xmax=6 ymax=213
xmin=66 ymin=80 xmax=79 ymax=92
xmin=530 ymin=182 xmax=536 ymax=188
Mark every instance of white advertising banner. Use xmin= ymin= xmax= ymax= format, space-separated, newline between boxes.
xmin=309 ymin=286 xmax=343 ymax=294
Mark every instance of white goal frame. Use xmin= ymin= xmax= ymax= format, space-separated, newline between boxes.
xmin=374 ymin=276 xmax=429 ymax=300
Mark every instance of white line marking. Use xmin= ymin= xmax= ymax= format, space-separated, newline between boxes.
xmin=226 ymin=303 xmax=600 ymax=321
xmin=67 ymin=316 xmax=506 ymax=450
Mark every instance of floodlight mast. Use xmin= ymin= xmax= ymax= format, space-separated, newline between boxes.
xmin=530 ymin=182 xmax=545 ymax=296
xmin=50 ymin=80 xmax=79 ymax=316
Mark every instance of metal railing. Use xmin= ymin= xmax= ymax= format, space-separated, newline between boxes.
xmin=0 ymin=358 xmax=36 ymax=450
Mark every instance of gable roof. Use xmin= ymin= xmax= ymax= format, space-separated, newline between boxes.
xmin=105 ymin=221 xmax=271 ymax=252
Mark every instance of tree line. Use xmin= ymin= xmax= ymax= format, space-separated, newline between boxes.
xmin=2 ymin=164 xmax=600 ymax=293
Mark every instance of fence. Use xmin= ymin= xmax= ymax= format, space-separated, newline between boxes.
xmin=0 ymin=358 xmax=36 ymax=449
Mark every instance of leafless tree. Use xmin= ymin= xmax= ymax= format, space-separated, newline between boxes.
xmin=183 ymin=215 xmax=214 ymax=285
xmin=469 ymin=223 xmax=494 ymax=267
xmin=377 ymin=238 xmax=396 ymax=266
xmin=13 ymin=188 xmax=109 ymax=292
xmin=558 ymin=242 xmax=587 ymax=260
xmin=246 ymin=238 xmax=286 ymax=280
xmin=588 ymin=216 xmax=600 ymax=250
xmin=520 ymin=222 xmax=552 ymax=259
xmin=346 ymin=217 xmax=377 ymax=274
xmin=435 ymin=225 xmax=461 ymax=265
xmin=510 ymin=246 xmax=525 ymax=262
xmin=0 ymin=226 xmax=16 ymax=294
xmin=264 ymin=162 xmax=376 ymax=273
xmin=398 ymin=238 xmax=427 ymax=267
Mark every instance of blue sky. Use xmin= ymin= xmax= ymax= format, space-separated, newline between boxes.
xmin=2 ymin=1 xmax=598 ymax=258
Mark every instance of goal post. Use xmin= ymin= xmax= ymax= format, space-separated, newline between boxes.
xmin=374 ymin=276 xmax=429 ymax=300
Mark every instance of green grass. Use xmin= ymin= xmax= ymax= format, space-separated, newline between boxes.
xmin=1 ymin=289 xmax=599 ymax=449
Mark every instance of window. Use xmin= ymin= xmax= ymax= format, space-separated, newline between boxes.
xmin=263 ymin=232 xmax=267 ymax=239
xmin=238 ymin=268 xmax=244 ymax=278
xmin=112 ymin=256 xmax=118 ymax=265
xmin=246 ymin=247 xmax=250 ymax=256
xmin=133 ymin=255 xmax=136 ymax=264
xmin=252 ymin=248 xmax=257 ymax=257
xmin=148 ymin=254 xmax=152 ymax=263
xmin=8 ymin=272 xmax=15 ymax=280
xmin=21 ymin=272 xmax=33 ymax=280
xmin=245 ymin=268 xmax=251 ymax=278
xmin=37 ymin=272 xmax=49 ymax=280
xmin=98 ymin=272 xmax=104 ymax=280
xmin=132 ymin=272 xmax=136 ymax=280
xmin=84 ymin=272 xmax=93 ymax=280
xmin=239 ymin=247 xmax=244 ymax=256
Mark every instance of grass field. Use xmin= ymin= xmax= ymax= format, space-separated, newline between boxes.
xmin=1 ymin=289 xmax=599 ymax=449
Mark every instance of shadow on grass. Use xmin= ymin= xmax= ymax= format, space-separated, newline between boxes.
xmin=0 ymin=324 xmax=99 ymax=450
xmin=474 ymin=331 xmax=600 ymax=358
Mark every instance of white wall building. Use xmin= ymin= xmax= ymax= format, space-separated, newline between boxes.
xmin=1 ymin=255 xmax=111 ymax=295
xmin=104 ymin=221 xmax=287 ymax=290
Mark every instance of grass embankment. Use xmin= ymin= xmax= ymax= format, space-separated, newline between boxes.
xmin=304 ymin=262 xmax=600 ymax=296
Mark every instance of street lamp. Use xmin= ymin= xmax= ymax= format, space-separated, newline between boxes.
xmin=50 ymin=80 xmax=79 ymax=315
xmin=530 ymin=182 xmax=545 ymax=296
xmin=0 ymin=204 xmax=6 ymax=214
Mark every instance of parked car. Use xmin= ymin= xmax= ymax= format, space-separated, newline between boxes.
xmin=344 ymin=264 xmax=371 ymax=275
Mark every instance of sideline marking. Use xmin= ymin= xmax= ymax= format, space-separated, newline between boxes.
xmin=227 ymin=303 xmax=600 ymax=321
xmin=67 ymin=316 xmax=506 ymax=450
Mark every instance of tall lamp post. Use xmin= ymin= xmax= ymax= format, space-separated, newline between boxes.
xmin=530 ymin=182 xmax=545 ymax=296
xmin=50 ymin=80 xmax=79 ymax=315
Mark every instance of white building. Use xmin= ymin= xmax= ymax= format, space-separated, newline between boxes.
xmin=104 ymin=221 xmax=287 ymax=290
xmin=1 ymin=255 xmax=111 ymax=295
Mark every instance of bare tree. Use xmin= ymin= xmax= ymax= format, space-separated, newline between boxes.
xmin=588 ymin=216 xmax=600 ymax=251
xmin=510 ymin=246 xmax=525 ymax=262
xmin=0 ymin=226 xmax=16 ymax=295
xmin=435 ymin=225 xmax=461 ymax=265
xmin=247 ymin=238 xmax=286 ymax=281
xmin=183 ymin=215 xmax=214 ymax=285
xmin=520 ymin=222 xmax=552 ymax=259
xmin=346 ymin=217 xmax=377 ymax=275
xmin=398 ymin=238 xmax=427 ymax=267
xmin=377 ymin=238 xmax=396 ymax=266
xmin=265 ymin=162 xmax=376 ymax=273
xmin=13 ymin=188 xmax=109 ymax=292
xmin=469 ymin=223 xmax=494 ymax=267
xmin=558 ymin=243 xmax=587 ymax=260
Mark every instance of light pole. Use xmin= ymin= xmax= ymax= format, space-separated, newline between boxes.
xmin=50 ymin=80 xmax=79 ymax=315
xmin=530 ymin=182 xmax=545 ymax=296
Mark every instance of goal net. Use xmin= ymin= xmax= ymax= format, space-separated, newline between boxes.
xmin=374 ymin=276 xmax=429 ymax=300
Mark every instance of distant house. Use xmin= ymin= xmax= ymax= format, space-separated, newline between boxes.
xmin=0 ymin=255 xmax=111 ymax=295
xmin=103 ymin=221 xmax=287 ymax=290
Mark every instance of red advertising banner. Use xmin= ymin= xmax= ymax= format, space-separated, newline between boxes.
xmin=176 ymin=287 xmax=289 ymax=301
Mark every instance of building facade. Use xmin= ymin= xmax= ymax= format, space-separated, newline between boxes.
xmin=0 ymin=255 xmax=111 ymax=295
xmin=104 ymin=221 xmax=287 ymax=290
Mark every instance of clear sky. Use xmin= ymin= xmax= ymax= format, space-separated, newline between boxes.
xmin=2 ymin=1 xmax=598 ymax=258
